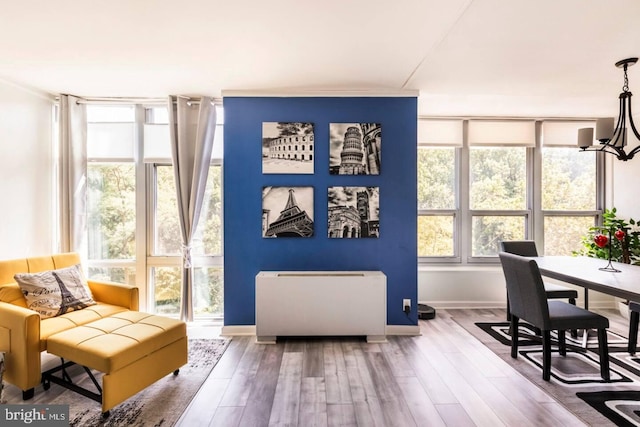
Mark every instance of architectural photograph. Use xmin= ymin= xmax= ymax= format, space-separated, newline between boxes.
xmin=262 ymin=186 xmax=314 ymax=237
xmin=262 ymin=122 xmax=314 ymax=174
xmin=2 ymin=1 xmax=640 ymax=426
xmin=329 ymin=122 xmax=381 ymax=175
xmin=328 ymin=186 xmax=379 ymax=238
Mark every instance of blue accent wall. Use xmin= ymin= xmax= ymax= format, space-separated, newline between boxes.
xmin=223 ymin=96 xmax=417 ymax=326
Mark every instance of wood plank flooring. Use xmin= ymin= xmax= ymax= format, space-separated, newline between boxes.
xmin=176 ymin=308 xmax=626 ymax=426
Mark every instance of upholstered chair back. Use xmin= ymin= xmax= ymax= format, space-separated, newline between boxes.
xmin=499 ymin=252 xmax=551 ymax=330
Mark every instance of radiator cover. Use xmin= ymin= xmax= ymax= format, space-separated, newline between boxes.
xmin=255 ymin=271 xmax=387 ymax=343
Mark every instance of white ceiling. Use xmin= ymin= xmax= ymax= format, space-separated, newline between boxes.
xmin=1 ymin=0 xmax=639 ymax=116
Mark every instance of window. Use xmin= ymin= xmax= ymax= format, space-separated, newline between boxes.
xmin=417 ymin=147 xmax=456 ymax=257
xmin=469 ymin=146 xmax=527 ymax=257
xmin=86 ymin=106 xmax=137 ymax=285
xmin=86 ymin=103 xmax=224 ymax=319
xmin=418 ymin=118 xmax=602 ymax=264
xmin=541 ymin=121 xmax=600 ymax=255
xmin=151 ymin=163 xmax=223 ymax=317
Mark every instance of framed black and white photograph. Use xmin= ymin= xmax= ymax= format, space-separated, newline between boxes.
xmin=262 ymin=122 xmax=314 ymax=174
xmin=262 ymin=186 xmax=314 ymax=238
xmin=329 ymin=123 xmax=381 ymax=175
xmin=328 ymin=186 xmax=379 ymax=238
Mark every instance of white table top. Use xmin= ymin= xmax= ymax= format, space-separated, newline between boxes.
xmin=532 ymin=256 xmax=640 ymax=302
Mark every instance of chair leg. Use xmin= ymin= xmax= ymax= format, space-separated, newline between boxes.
xmin=511 ymin=315 xmax=519 ymax=358
xmin=569 ymin=298 xmax=578 ymax=338
xmin=597 ymin=328 xmax=610 ymax=382
xmin=558 ymin=330 xmax=566 ymax=356
xmin=22 ymin=388 xmax=34 ymax=400
xmin=506 ymin=293 xmax=511 ymax=321
xmin=629 ymin=310 xmax=639 ymax=355
xmin=582 ymin=328 xmax=589 ymax=348
xmin=542 ymin=330 xmax=552 ymax=381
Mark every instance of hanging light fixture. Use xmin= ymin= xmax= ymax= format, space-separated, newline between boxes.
xmin=578 ymin=57 xmax=640 ymax=161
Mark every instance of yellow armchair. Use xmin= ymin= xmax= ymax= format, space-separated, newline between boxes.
xmin=0 ymin=253 xmax=139 ymax=399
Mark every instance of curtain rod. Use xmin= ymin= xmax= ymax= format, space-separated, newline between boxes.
xmin=419 ymin=115 xmax=599 ymax=121
xmin=68 ymin=96 xmax=223 ymax=106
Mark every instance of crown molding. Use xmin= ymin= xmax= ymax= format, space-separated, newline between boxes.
xmin=222 ymin=88 xmax=418 ymax=98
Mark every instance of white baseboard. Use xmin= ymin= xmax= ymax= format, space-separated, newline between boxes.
xmin=385 ymin=325 xmax=421 ymax=336
xmin=421 ymin=300 xmax=618 ymax=310
xmin=221 ymin=325 xmax=256 ymax=336
xmin=421 ymin=301 xmax=505 ymax=309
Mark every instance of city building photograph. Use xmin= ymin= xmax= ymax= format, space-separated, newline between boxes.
xmin=262 ymin=122 xmax=314 ymax=174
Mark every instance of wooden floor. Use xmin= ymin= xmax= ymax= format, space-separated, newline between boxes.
xmin=176 ymin=308 xmax=626 ymax=427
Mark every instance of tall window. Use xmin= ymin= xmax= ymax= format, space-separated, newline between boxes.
xmin=418 ymin=118 xmax=602 ymax=264
xmin=86 ymin=106 xmax=137 ymax=285
xmin=541 ymin=121 xmax=600 ymax=255
xmin=86 ymin=104 xmax=224 ymax=319
xmin=417 ymin=147 xmax=456 ymax=257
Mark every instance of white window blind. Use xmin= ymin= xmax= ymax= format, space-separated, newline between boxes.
xmin=417 ymin=119 xmax=463 ymax=146
xmin=468 ymin=120 xmax=535 ymax=146
xmin=542 ymin=121 xmax=596 ymax=147
xmin=87 ymin=123 xmax=135 ymax=160
xmin=143 ymin=123 xmax=224 ymax=162
xmin=143 ymin=124 xmax=171 ymax=163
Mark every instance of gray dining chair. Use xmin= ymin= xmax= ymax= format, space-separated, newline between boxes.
xmin=499 ymin=251 xmax=610 ymax=381
xmin=500 ymin=241 xmax=579 ymax=323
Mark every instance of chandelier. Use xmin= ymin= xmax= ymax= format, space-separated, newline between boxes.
xmin=578 ymin=57 xmax=640 ymax=161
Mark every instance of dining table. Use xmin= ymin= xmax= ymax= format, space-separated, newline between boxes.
xmin=532 ymin=255 xmax=640 ymax=309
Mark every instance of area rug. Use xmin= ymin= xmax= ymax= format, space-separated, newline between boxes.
xmin=454 ymin=313 xmax=640 ymax=427
xmin=5 ymin=338 xmax=230 ymax=427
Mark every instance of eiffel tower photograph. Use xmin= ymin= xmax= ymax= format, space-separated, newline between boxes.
xmin=262 ymin=186 xmax=314 ymax=238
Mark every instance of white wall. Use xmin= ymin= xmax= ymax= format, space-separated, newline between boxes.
xmin=418 ymin=267 xmax=615 ymax=310
xmin=612 ymin=115 xmax=640 ymax=221
xmin=0 ymin=79 xmax=55 ymax=258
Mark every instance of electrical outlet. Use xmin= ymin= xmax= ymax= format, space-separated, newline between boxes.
xmin=403 ymin=299 xmax=411 ymax=314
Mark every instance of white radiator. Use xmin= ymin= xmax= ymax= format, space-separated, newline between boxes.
xmin=255 ymin=271 xmax=387 ymax=343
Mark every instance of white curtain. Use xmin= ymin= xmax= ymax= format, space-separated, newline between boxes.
xmin=168 ymin=95 xmax=217 ymax=322
xmin=59 ymin=95 xmax=87 ymax=254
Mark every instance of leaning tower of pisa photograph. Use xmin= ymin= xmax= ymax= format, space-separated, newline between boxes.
xmin=329 ymin=123 xmax=381 ymax=175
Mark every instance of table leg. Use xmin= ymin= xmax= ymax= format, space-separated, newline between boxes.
xmin=584 ymin=288 xmax=589 ymax=310
xmin=582 ymin=288 xmax=590 ymax=348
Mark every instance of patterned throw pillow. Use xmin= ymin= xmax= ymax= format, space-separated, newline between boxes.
xmin=14 ymin=264 xmax=96 ymax=319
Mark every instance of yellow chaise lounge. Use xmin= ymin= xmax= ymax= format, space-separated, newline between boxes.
xmin=0 ymin=253 xmax=188 ymax=415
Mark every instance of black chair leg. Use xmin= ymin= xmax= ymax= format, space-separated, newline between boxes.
xmin=569 ymin=298 xmax=578 ymax=338
xmin=597 ymin=328 xmax=610 ymax=381
xmin=629 ymin=310 xmax=640 ymax=355
xmin=542 ymin=330 xmax=552 ymax=381
xmin=558 ymin=330 xmax=566 ymax=356
xmin=510 ymin=315 xmax=519 ymax=358
xmin=22 ymin=388 xmax=34 ymax=400
xmin=506 ymin=293 xmax=511 ymax=321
